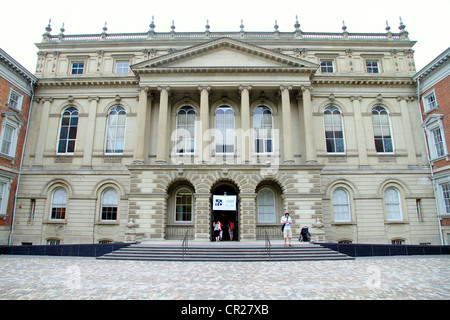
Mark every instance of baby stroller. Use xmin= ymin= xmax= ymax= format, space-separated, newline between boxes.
xmin=299 ymin=226 xmax=310 ymax=242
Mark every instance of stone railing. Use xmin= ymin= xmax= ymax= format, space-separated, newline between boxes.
xmin=165 ymin=225 xmax=195 ymax=240
xmin=44 ymin=31 xmax=405 ymax=43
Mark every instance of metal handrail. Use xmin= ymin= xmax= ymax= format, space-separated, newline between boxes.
xmin=181 ymin=229 xmax=189 ymax=260
xmin=264 ymin=230 xmax=272 ymax=261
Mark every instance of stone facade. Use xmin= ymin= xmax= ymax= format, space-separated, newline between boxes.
xmin=10 ymin=19 xmax=441 ymax=245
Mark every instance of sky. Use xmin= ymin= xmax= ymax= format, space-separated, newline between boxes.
xmin=2 ymin=0 xmax=449 ymax=73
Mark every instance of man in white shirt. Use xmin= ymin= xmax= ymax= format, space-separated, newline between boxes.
xmin=281 ymin=212 xmax=293 ymax=247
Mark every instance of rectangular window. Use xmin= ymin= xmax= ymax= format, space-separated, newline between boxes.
xmin=432 ymin=127 xmax=445 ymax=158
xmin=320 ymin=60 xmax=334 ymax=73
xmin=441 ymin=182 xmax=450 ymax=214
xmin=71 ymin=62 xmax=84 ymax=75
xmin=115 ymin=61 xmax=130 ymax=74
xmin=366 ymin=61 xmax=379 ymax=73
xmin=0 ymin=124 xmax=15 ymax=156
xmin=8 ymin=88 xmax=23 ymax=110
xmin=423 ymin=92 xmax=437 ymax=112
xmin=0 ymin=182 xmax=6 ymax=216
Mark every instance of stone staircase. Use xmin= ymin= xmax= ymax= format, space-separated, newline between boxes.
xmin=97 ymin=242 xmax=354 ymax=262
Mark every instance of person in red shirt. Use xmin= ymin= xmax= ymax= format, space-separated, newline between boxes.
xmin=228 ymin=221 xmax=235 ymax=241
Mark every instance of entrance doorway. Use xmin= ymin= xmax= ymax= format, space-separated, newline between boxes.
xmin=211 ymin=182 xmax=239 ymax=241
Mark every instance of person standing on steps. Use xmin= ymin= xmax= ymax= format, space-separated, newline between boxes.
xmin=281 ymin=212 xmax=293 ymax=247
xmin=213 ymin=220 xmax=222 ymax=242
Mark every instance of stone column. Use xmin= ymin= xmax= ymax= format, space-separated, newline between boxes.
xmin=239 ymin=193 xmax=257 ymax=240
xmin=82 ymin=96 xmax=99 ymax=167
xmin=280 ymin=86 xmax=294 ymax=163
xmin=198 ymin=86 xmax=210 ymax=164
xmin=240 ymin=85 xmax=252 ymax=163
xmin=156 ymin=86 xmax=170 ymax=164
xmin=35 ymin=97 xmax=52 ymax=165
xmin=301 ymin=86 xmax=316 ymax=163
xmin=133 ymin=87 xmax=152 ymax=164
xmin=194 ymin=193 xmax=211 ymax=240
xmin=351 ymin=96 xmax=368 ymax=165
xmin=398 ymin=96 xmax=417 ymax=165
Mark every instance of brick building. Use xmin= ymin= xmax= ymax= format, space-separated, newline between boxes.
xmin=413 ymin=47 xmax=450 ymax=244
xmin=0 ymin=48 xmax=37 ymax=244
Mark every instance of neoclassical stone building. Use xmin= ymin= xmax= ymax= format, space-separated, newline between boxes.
xmin=11 ymin=18 xmax=442 ymax=245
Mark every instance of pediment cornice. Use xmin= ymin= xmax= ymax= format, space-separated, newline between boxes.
xmin=131 ymin=37 xmax=319 ymax=74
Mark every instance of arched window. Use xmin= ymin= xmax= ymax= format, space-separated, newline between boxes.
xmin=333 ymin=188 xmax=350 ymax=222
xmin=101 ymin=188 xmax=118 ymax=220
xmin=175 ymin=188 xmax=193 ymax=222
xmin=58 ymin=107 xmax=78 ymax=153
xmin=176 ymin=106 xmax=196 ymax=154
xmin=215 ymin=106 xmax=234 ymax=153
xmin=254 ymin=106 xmax=273 ymax=153
xmin=257 ymin=188 xmax=276 ymax=223
xmin=385 ymin=187 xmax=402 ymax=221
xmin=105 ymin=106 xmax=126 ymax=154
xmin=324 ymin=106 xmax=344 ymax=153
xmin=51 ymin=187 xmax=67 ymax=220
xmin=371 ymin=106 xmax=393 ymax=153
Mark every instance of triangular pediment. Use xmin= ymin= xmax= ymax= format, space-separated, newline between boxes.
xmin=131 ymin=37 xmax=318 ymax=72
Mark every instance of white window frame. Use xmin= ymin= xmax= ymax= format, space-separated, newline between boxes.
xmin=423 ymin=114 xmax=448 ymax=161
xmin=174 ymin=188 xmax=193 ymax=223
xmin=332 ymin=188 xmax=351 ymax=222
xmin=57 ymin=107 xmax=79 ymax=154
xmin=215 ymin=106 xmax=235 ymax=154
xmin=257 ymin=188 xmax=276 ymax=223
xmin=0 ymin=176 xmax=12 ymax=218
xmin=175 ymin=106 xmax=196 ymax=155
xmin=0 ymin=113 xmax=21 ymax=159
xmin=101 ymin=188 xmax=119 ymax=221
xmin=324 ymin=105 xmax=345 ymax=154
xmin=115 ymin=61 xmax=130 ymax=74
xmin=253 ymin=106 xmax=274 ymax=155
xmin=105 ymin=106 xmax=126 ymax=154
xmin=366 ymin=60 xmax=380 ymax=74
xmin=320 ymin=60 xmax=334 ymax=73
xmin=70 ymin=61 xmax=85 ymax=75
xmin=371 ymin=106 xmax=394 ymax=153
xmin=384 ymin=187 xmax=403 ymax=221
xmin=50 ymin=187 xmax=67 ymax=220
xmin=422 ymin=89 xmax=438 ymax=113
xmin=8 ymin=88 xmax=23 ymax=111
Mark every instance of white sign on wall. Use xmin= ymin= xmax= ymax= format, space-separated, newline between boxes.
xmin=213 ymin=195 xmax=237 ymax=211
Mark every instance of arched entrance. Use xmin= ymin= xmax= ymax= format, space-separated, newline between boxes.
xmin=211 ymin=181 xmax=239 ymax=241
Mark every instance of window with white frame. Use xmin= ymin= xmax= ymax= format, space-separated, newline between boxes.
xmin=215 ymin=106 xmax=235 ymax=153
xmin=440 ymin=182 xmax=450 ymax=215
xmin=320 ymin=60 xmax=334 ymax=73
xmin=71 ymin=62 xmax=84 ymax=75
xmin=423 ymin=90 xmax=438 ymax=113
xmin=257 ymin=188 xmax=276 ymax=223
xmin=385 ymin=187 xmax=402 ymax=221
xmin=176 ymin=106 xmax=196 ymax=154
xmin=115 ymin=61 xmax=130 ymax=74
xmin=175 ymin=188 xmax=193 ymax=222
xmin=51 ymin=187 xmax=67 ymax=220
xmin=105 ymin=106 xmax=126 ymax=154
xmin=324 ymin=106 xmax=345 ymax=153
xmin=8 ymin=88 xmax=23 ymax=110
xmin=0 ymin=178 xmax=11 ymax=217
xmin=58 ymin=107 xmax=79 ymax=154
xmin=101 ymin=188 xmax=118 ymax=220
xmin=333 ymin=188 xmax=351 ymax=222
xmin=366 ymin=60 xmax=379 ymax=73
xmin=253 ymin=106 xmax=273 ymax=154
xmin=371 ymin=106 xmax=393 ymax=153
xmin=0 ymin=114 xmax=21 ymax=158
xmin=423 ymin=115 xmax=447 ymax=160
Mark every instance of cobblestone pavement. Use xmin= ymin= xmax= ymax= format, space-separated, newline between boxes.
xmin=0 ymin=254 xmax=449 ymax=300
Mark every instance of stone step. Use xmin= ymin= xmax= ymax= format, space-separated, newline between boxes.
xmin=97 ymin=243 xmax=354 ymax=262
